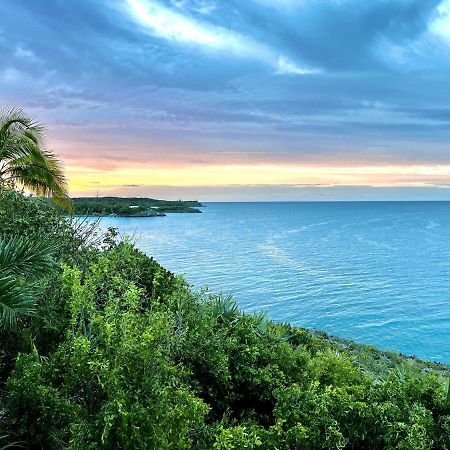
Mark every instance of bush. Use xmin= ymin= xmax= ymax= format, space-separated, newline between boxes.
xmin=0 ymin=189 xmax=67 ymax=239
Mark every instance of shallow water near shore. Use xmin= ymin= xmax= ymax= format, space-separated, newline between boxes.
xmin=97 ymin=202 xmax=450 ymax=364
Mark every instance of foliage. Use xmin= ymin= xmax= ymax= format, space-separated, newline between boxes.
xmin=5 ymin=244 xmax=208 ymax=449
xmin=0 ymin=188 xmax=67 ymax=238
xmin=0 ymin=190 xmax=105 ymax=382
xmin=72 ymin=197 xmax=203 ymax=216
xmin=0 ymin=106 xmax=71 ymax=210
xmin=0 ymin=189 xmax=102 ymax=264
xmin=0 ymin=234 xmax=58 ymax=329
xmin=1 ymin=190 xmax=450 ymax=449
xmin=153 ymin=205 xmax=202 ymax=213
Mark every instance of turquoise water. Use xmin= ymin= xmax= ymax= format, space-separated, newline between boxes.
xmin=98 ymin=202 xmax=450 ymax=364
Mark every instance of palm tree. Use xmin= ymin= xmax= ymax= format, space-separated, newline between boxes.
xmin=0 ymin=106 xmax=72 ymax=211
xmin=0 ymin=235 xmax=58 ymax=329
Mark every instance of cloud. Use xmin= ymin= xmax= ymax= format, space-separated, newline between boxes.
xmin=431 ymin=0 xmax=450 ymax=40
xmin=14 ymin=45 xmax=40 ymax=62
xmin=276 ymin=56 xmax=318 ymax=75
xmin=125 ymin=0 xmax=317 ymax=74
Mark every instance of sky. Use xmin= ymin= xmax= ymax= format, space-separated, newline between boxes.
xmin=1 ymin=0 xmax=450 ymax=200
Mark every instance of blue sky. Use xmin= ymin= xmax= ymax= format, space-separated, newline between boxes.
xmin=2 ymin=0 xmax=450 ymax=200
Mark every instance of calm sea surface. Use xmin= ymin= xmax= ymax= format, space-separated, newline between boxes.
xmin=97 ymin=202 xmax=450 ymax=364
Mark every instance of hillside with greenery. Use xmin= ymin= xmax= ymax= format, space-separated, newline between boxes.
xmin=0 ymin=188 xmax=450 ymax=449
xmin=72 ymin=197 xmax=203 ymax=216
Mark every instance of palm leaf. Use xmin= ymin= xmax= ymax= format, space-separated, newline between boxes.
xmin=0 ymin=106 xmax=71 ymax=211
xmin=211 ymin=293 xmax=240 ymax=323
xmin=6 ymin=143 xmax=68 ymax=190
xmin=252 ymin=311 xmax=269 ymax=336
xmin=5 ymin=149 xmax=72 ymax=212
xmin=0 ymin=235 xmax=59 ymax=278
xmin=1 ymin=134 xmax=46 ymax=161
xmin=0 ymin=235 xmax=59 ymax=329
xmin=0 ymin=106 xmax=44 ymax=140
xmin=270 ymin=322 xmax=294 ymax=343
xmin=0 ymin=275 xmax=36 ymax=329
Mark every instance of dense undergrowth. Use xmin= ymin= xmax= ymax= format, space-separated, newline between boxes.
xmin=0 ymin=189 xmax=450 ymax=449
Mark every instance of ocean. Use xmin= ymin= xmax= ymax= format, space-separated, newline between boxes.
xmin=97 ymin=202 xmax=450 ymax=364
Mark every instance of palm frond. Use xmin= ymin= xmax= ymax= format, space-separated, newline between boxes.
xmin=6 ymin=143 xmax=67 ymax=188
xmin=252 ymin=311 xmax=269 ymax=336
xmin=5 ymin=144 xmax=72 ymax=212
xmin=7 ymin=161 xmax=67 ymax=195
xmin=1 ymin=134 xmax=44 ymax=161
xmin=270 ymin=322 xmax=295 ymax=343
xmin=0 ymin=235 xmax=59 ymax=278
xmin=0 ymin=235 xmax=59 ymax=329
xmin=0 ymin=106 xmax=44 ymax=139
xmin=0 ymin=106 xmax=71 ymax=211
xmin=0 ymin=275 xmax=37 ymax=329
xmin=211 ymin=293 xmax=240 ymax=323
xmin=51 ymin=194 xmax=74 ymax=212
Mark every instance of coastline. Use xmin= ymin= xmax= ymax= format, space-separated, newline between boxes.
xmin=311 ymin=329 xmax=450 ymax=377
xmin=70 ymin=196 xmax=204 ymax=217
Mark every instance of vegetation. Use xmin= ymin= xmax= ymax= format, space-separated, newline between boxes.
xmin=0 ymin=107 xmax=71 ymax=211
xmin=0 ymin=234 xmax=58 ymax=329
xmin=153 ymin=205 xmax=202 ymax=213
xmin=72 ymin=197 xmax=203 ymax=216
xmin=0 ymin=189 xmax=450 ymax=449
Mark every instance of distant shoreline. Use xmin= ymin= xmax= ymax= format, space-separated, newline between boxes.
xmin=71 ymin=196 xmax=204 ymax=217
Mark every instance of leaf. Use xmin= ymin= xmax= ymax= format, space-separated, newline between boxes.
xmin=0 ymin=106 xmax=71 ymax=211
xmin=0 ymin=234 xmax=58 ymax=329
xmin=0 ymin=275 xmax=37 ymax=329
xmin=0 ymin=235 xmax=58 ymax=279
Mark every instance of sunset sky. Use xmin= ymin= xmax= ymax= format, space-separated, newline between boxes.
xmin=2 ymin=0 xmax=450 ymax=200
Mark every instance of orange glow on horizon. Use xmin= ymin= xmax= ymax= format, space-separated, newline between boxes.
xmin=65 ymin=163 xmax=450 ymax=194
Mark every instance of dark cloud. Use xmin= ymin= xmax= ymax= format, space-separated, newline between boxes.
xmin=184 ymin=0 xmax=441 ymax=69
